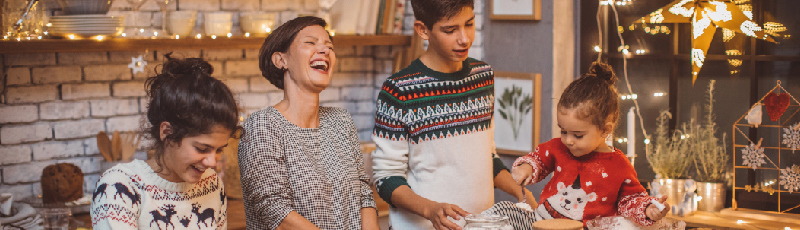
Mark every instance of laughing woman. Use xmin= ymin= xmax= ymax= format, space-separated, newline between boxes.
xmin=237 ymin=16 xmax=379 ymax=230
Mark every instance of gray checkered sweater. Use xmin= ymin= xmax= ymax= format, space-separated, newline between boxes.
xmin=238 ymin=106 xmax=376 ymax=230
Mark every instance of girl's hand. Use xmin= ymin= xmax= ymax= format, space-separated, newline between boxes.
xmin=646 ymin=196 xmax=670 ymax=221
xmin=511 ymin=163 xmax=534 ymax=185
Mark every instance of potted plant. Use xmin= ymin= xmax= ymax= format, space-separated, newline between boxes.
xmin=686 ymin=80 xmax=729 ymax=212
xmin=646 ymin=110 xmax=693 ymax=215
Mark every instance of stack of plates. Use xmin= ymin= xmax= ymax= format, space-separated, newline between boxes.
xmin=49 ymin=15 xmax=124 ymax=37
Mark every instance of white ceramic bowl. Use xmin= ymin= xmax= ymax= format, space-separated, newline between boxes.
xmin=167 ymin=11 xmax=197 ymax=36
xmin=240 ymin=12 xmax=275 ymax=35
xmin=204 ymin=12 xmax=232 ymax=36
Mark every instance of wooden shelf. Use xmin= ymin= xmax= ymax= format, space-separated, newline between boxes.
xmin=0 ymin=35 xmax=411 ymax=54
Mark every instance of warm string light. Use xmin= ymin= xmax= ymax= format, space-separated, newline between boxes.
xmin=653 ymin=92 xmax=665 ymax=97
xmin=175 ymin=35 xmax=180 ymax=39
xmin=211 ymin=35 xmax=217 ymax=39
xmin=594 ymin=45 xmax=602 ymax=52
xmin=196 ymin=33 xmax=202 ymax=39
xmin=621 ymin=94 xmax=637 ymax=100
xmin=245 ymin=32 xmax=250 ymax=37
xmin=227 ymin=33 xmax=232 ymax=38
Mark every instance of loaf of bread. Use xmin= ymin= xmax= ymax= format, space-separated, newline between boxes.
xmin=41 ymin=163 xmax=84 ymax=204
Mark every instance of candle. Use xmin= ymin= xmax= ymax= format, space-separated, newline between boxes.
xmin=627 ymin=107 xmax=636 ymax=159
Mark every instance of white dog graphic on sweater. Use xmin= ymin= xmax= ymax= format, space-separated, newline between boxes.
xmin=535 ymin=175 xmax=597 ymax=221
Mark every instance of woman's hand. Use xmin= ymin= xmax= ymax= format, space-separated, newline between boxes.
xmin=511 ymin=163 xmax=534 ymax=185
xmin=424 ymin=202 xmax=470 ymax=230
xmin=645 ymin=196 xmax=670 ymax=222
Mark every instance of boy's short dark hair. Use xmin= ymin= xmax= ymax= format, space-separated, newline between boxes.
xmin=410 ymin=0 xmax=474 ymax=29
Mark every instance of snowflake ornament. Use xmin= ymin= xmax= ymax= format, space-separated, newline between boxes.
xmin=128 ymin=55 xmax=148 ymax=74
xmin=741 ymin=143 xmax=766 ymax=170
xmin=782 ymin=123 xmax=800 ymax=151
xmin=779 ymin=165 xmax=800 ymax=193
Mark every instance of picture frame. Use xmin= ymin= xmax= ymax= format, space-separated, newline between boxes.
xmin=490 ymin=0 xmax=541 ymax=20
xmin=493 ymin=71 xmax=542 ymax=156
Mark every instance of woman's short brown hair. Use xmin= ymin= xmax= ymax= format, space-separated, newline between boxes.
xmin=258 ymin=16 xmax=330 ymax=90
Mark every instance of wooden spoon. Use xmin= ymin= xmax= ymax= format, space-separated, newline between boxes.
xmin=111 ymin=131 xmax=121 ymax=161
xmin=97 ymin=131 xmax=113 ymax=161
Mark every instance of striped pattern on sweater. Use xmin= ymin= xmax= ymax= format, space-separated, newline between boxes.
xmin=373 ymin=58 xmax=495 ymax=144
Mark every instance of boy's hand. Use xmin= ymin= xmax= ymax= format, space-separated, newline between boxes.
xmin=646 ymin=196 xmax=670 ymax=222
xmin=511 ymin=163 xmax=534 ymax=185
xmin=424 ymin=202 xmax=469 ymax=230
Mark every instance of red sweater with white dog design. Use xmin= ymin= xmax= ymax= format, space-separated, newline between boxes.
xmin=513 ymin=138 xmax=658 ymax=226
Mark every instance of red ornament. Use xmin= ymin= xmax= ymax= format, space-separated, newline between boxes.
xmin=764 ymin=92 xmax=790 ymax=121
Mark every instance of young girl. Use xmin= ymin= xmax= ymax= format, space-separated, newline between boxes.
xmin=91 ymin=56 xmax=239 ymax=230
xmin=507 ymin=62 xmax=670 ymax=228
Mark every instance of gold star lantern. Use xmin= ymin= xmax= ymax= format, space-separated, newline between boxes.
xmin=638 ymin=0 xmax=777 ymax=84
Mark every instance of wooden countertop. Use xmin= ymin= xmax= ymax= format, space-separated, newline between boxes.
xmin=0 ymin=35 xmax=411 ymax=54
xmin=668 ymin=209 xmax=800 ymax=230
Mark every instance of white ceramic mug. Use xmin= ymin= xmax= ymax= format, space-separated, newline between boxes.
xmin=167 ymin=11 xmax=197 ymax=37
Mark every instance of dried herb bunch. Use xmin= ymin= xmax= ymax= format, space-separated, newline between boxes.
xmin=646 ymin=111 xmax=691 ymax=179
xmin=687 ymin=80 xmax=729 ymax=183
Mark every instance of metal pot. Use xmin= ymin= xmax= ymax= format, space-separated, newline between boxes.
xmin=696 ymin=182 xmax=725 ymax=212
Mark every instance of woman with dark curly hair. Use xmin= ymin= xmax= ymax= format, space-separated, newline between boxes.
xmin=91 ymin=56 xmax=240 ymax=230
xmin=238 ymin=16 xmax=379 ymax=230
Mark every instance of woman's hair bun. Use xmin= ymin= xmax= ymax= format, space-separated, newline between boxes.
xmin=586 ymin=62 xmax=617 ymax=85
xmin=160 ymin=53 xmax=214 ymax=76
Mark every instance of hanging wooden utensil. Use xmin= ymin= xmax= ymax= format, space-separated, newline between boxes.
xmin=120 ymin=133 xmax=140 ymax=161
xmin=111 ymin=131 xmax=121 ymax=161
xmin=97 ymin=131 xmax=113 ymax=161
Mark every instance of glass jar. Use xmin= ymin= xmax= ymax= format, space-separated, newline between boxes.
xmin=463 ymin=214 xmax=513 ymax=230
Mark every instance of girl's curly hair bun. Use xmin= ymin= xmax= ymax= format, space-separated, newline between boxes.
xmin=586 ymin=62 xmax=617 ymax=85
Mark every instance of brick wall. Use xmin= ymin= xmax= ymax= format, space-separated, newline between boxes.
xmin=0 ymin=0 xmax=487 ymax=199
xmin=0 ymin=46 xmax=396 ymax=198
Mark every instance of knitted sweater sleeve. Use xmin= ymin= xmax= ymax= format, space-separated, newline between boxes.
xmin=90 ymin=170 xmax=140 ymax=230
xmin=371 ymin=81 xmax=411 ymax=207
xmin=512 ymin=143 xmax=556 ymax=185
xmin=238 ymin=112 xmax=293 ymax=230
xmin=615 ymin=159 xmax=658 ymax=226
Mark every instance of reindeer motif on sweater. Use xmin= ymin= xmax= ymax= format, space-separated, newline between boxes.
xmin=90 ymin=160 xmax=227 ymax=230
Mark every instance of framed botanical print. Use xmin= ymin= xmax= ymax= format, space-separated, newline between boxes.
xmin=490 ymin=0 xmax=542 ymax=20
xmin=494 ymin=71 xmax=542 ymax=156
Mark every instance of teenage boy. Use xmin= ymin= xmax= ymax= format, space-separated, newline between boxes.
xmin=371 ymin=0 xmax=538 ymax=229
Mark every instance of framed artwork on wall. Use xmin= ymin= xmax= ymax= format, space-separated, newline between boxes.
xmin=490 ymin=0 xmax=541 ymax=20
xmin=494 ymin=71 xmax=542 ymax=156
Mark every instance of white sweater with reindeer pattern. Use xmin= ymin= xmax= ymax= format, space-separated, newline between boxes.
xmin=90 ymin=159 xmax=227 ymax=230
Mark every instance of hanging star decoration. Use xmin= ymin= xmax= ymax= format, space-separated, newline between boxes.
xmin=637 ymin=0 xmax=778 ymax=84
xmin=128 ymin=55 xmax=148 ymax=74
xmin=719 ymin=0 xmax=786 ymax=75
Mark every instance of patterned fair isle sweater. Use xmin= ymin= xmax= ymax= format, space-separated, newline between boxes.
xmin=513 ymin=138 xmax=658 ymax=226
xmin=91 ymin=159 xmax=227 ymax=230
xmin=371 ymin=58 xmax=507 ymax=229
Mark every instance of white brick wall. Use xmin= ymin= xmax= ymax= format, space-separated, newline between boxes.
xmin=0 ymin=145 xmax=32 ymax=164
xmin=62 ymin=83 xmax=111 ymax=100
xmin=112 ymin=82 xmax=147 ymax=97
xmin=6 ymin=85 xmax=58 ymax=104
xmin=40 ymin=101 xmax=91 ymax=120
xmin=90 ymin=99 xmax=140 ymax=117
xmin=53 ymin=119 xmax=105 ymax=139
xmin=32 ymin=141 xmax=84 ymax=160
xmin=32 ymin=66 xmax=82 ymax=84
xmin=2 ymin=35 xmax=400 ymax=200
xmin=0 ymin=105 xmax=38 ymax=123
xmin=0 ymin=124 xmax=52 ymax=144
